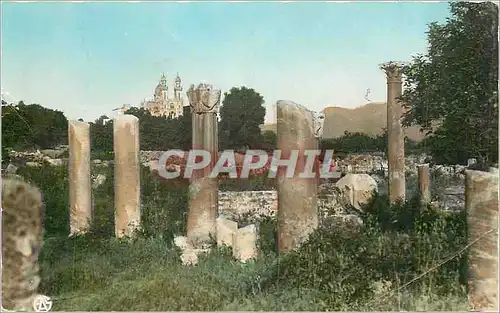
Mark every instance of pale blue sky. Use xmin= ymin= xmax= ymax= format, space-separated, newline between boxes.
xmin=1 ymin=1 xmax=451 ymax=123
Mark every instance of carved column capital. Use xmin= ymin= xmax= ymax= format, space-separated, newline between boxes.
xmin=187 ymin=83 xmax=221 ymax=114
xmin=312 ymin=110 xmax=325 ymax=138
xmin=379 ymin=61 xmax=405 ymax=83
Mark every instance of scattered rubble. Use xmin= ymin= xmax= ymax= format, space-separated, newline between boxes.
xmin=174 ymin=216 xmax=259 ymax=266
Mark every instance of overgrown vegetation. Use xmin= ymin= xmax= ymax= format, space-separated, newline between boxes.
xmin=320 ymin=130 xmax=422 ymax=156
xmin=15 ymin=163 xmax=469 ymax=311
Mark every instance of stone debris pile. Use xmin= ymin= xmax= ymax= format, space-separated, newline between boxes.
xmin=174 ymin=217 xmax=258 ymax=266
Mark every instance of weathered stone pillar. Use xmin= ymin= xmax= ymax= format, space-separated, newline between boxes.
xmin=276 ymin=100 xmax=318 ymax=253
xmin=380 ymin=61 xmax=406 ymax=204
xmin=68 ymin=120 xmax=92 ymax=236
xmin=312 ymin=110 xmax=324 ymax=198
xmin=113 ymin=114 xmax=141 ymax=238
xmin=465 ymin=170 xmax=499 ymax=311
xmin=186 ymin=83 xmax=221 ymax=248
xmin=2 ymin=179 xmax=44 ymax=311
xmin=417 ymin=163 xmax=431 ymax=205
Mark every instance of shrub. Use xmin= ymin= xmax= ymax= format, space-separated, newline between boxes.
xmin=249 ymin=193 xmax=467 ymax=310
xmin=17 ymin=163 xmax=70 ymax=236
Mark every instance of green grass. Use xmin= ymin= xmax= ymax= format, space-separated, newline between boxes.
xmin=17 ymin=163 xmax=469 ymax=311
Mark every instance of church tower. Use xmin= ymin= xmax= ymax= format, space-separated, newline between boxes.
xmin=174 ymin=73 xmax=182 ymax=101
xmin=154 ymin=73 xmax=168 ymax=102
xmin=142 ymin=72 xmax=185 ymax=118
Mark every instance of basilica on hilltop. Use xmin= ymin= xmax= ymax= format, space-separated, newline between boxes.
xmin=140 ymin=73 xmax=185 ymax=118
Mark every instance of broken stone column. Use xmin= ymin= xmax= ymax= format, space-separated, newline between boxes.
xmin=186 ymin=83 xmax=221 ymax=248
xmin=465 ymin=170 xmax=499 ymax=312
xmin=113 ymin=115 xmax=141 ymax=238
xmin=380 ymin=61 xmax=406 ymax=204
xmin=233 ymin=224 xmax=258 ymax=262
xmin=68 ymin=120 xmax=92 ymax=236
xmin=2 ymin=179 xmax=44 ymax=311
xmin=275 ymin=100 xmax=318 ymax=253
xmin=417 ymin=164 xmax=431 ymax=205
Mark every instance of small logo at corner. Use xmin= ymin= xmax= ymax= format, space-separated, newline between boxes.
xmin=33 ymin=295 xmax=52 ymax=312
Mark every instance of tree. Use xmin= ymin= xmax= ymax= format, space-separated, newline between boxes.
xmin=89 ymin=116 xmax=113 ymax=158
xmin=177 ymin=106 xmax=192 ymax=151
xmin=219 ymin=87 xmax=266 ymax=149
xmin=124 ymin=107 xmax=183 ymax=151
xmin=1 ymin=101 xmax=68 ymax=151
xmin=259 ymin=130 xmax=277 ymax=151
xmin=401 ymin=2 xmax=498 ymax=166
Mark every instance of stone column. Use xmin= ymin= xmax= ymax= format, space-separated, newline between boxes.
xmin=465 ymin=170 xmax=499 ymax=311
xmin=68 ymin=120 xmax=92 ymax=236
xmin=417 ymin=163 xmax=431 ymax=205
xmin=276 ymin=100 xmax=318 ymax=253
xmin=2 ymin=179 xmax=44 ymax=311
xmin=186 ymin=83 xmax=221 ymax=248
xmin=312 ymin=110 xmax=325 ymax=194
xmin=113 ymin=114 xmax=141 ymax=238
xmin=380 ymin=61 xmax=406 ymax=204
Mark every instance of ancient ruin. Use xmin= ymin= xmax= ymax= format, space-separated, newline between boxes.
xmin=465 ymin=170 xmax=499 ymax=311
xmin=68 ymin=120 xmax=92 ymax=236
xmin=113 ymin=115 xmax=141 ymax=238
xmin=275 ymin=100 xmax=319 ymax=253
xmin=186 ymin=83 xmax=221 ymax=248
xmin=2 ymin=179 xmax=44 ymax=311
xmin=380 ymin=61 xmax=406 ymax=204
xmin=418 ymin=163 xmax=431 ymax=205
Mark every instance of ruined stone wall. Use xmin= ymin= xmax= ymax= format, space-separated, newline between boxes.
xmin=218 ymin=183 xmax=348 ymax=222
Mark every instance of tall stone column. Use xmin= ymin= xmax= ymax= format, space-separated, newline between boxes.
xmin=380 ymin=61 xmax=406 ymax=204
xmin=276 ymin=100 xmax=318 ymax=253
xmin=113 ymin=114 xmax=141 ymax=238
xmin=2 ymin=179 xmax=44 ymax=311
xmin=68 ymin=120 xmax=92 ymax=236
xmin=417 ymin=163 xmax=431 ymax=205
xmin=465 ymin=170 xmax=499 ymax=311
xmin=312 ymin=110 xmax=325 ymax=192
xmin=186 ymin=83 xmax=221 ymax=248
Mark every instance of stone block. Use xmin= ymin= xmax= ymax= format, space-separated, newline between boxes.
xmin=216 ymin=217 xmax=238 ymax=247
xmin=232 ymin=224 xmax=258 ymax=263
xmin=335 ymin=173 xmax=378 ymax=210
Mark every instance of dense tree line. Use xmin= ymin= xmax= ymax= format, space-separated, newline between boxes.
xmin=2 ymin=100 xmax=68 ymax=150
xmin=1 ymin=87 xmax=270 ymax=162
xmin=2 ymin=100 xmax=68 ymax=163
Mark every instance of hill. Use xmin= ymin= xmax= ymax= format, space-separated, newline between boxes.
xmin=260 ymin=102 xmax=428 ymax=141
